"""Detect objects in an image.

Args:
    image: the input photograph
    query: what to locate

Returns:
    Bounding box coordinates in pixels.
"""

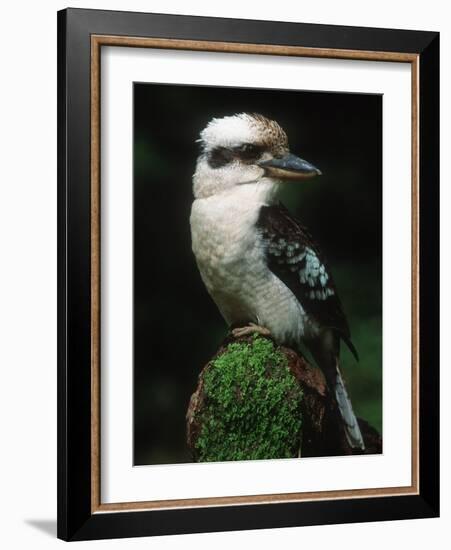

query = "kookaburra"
[190,113,365,450]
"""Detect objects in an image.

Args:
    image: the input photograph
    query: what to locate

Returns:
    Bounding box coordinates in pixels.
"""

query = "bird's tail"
[334,363,365,451]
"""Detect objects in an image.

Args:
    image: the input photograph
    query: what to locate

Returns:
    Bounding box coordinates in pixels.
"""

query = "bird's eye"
[237,143,262,160]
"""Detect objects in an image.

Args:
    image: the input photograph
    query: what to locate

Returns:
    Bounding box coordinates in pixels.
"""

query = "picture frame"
[57,7,439,541]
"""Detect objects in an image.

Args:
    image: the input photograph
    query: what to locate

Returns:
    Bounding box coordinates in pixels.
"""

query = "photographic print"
[133,83,382,465]
[58,10,439,539]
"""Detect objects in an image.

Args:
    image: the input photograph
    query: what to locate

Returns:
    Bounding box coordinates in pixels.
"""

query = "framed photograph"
[57,8,439,541]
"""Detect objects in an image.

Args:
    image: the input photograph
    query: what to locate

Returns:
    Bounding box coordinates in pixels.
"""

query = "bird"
[190,112,365,451]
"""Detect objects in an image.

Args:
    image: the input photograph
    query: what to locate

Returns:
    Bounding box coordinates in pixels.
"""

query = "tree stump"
[186,334,381,462]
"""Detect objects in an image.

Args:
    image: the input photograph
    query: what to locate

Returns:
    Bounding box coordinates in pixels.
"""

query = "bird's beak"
[258,153,322,181]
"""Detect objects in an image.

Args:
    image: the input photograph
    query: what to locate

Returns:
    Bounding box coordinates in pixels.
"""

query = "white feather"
[199,113,261,151]
[190,183,320,344]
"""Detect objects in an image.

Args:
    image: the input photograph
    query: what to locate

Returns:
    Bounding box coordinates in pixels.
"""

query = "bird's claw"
[231,323,272,339]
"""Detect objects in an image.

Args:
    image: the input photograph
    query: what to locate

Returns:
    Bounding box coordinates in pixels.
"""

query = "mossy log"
[186,334,381,462]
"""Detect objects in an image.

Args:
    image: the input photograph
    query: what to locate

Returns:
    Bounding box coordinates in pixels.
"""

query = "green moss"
[194,336,303,462]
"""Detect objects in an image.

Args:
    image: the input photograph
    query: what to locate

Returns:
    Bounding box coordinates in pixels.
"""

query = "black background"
[133,82,382,465]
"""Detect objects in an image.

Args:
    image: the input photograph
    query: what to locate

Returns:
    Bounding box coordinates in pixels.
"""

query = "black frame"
[57,8,439,541]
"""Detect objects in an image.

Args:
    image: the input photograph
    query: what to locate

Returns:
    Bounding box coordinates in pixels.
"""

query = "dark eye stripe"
[234,143,264,160]
[207,143,264,169]
[207,146,235,168]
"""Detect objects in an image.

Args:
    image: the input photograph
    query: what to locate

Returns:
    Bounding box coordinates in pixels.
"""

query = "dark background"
[133,83,382,465]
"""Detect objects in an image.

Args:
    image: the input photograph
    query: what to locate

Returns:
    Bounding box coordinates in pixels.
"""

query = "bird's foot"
[231,323,272,339]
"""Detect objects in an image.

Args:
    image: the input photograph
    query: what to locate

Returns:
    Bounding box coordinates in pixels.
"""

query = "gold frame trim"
[90,35,420,514]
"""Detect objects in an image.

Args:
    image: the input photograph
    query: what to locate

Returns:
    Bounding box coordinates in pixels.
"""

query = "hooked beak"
[258,153,322,181]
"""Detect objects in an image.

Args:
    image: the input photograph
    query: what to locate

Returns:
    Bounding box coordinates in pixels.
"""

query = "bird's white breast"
[190,185,316,345]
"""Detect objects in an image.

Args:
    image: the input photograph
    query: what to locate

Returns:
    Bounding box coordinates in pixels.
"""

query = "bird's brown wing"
[257,203,357,359]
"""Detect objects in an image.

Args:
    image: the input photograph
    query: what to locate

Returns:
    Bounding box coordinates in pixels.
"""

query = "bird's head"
[193,113,321,200]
